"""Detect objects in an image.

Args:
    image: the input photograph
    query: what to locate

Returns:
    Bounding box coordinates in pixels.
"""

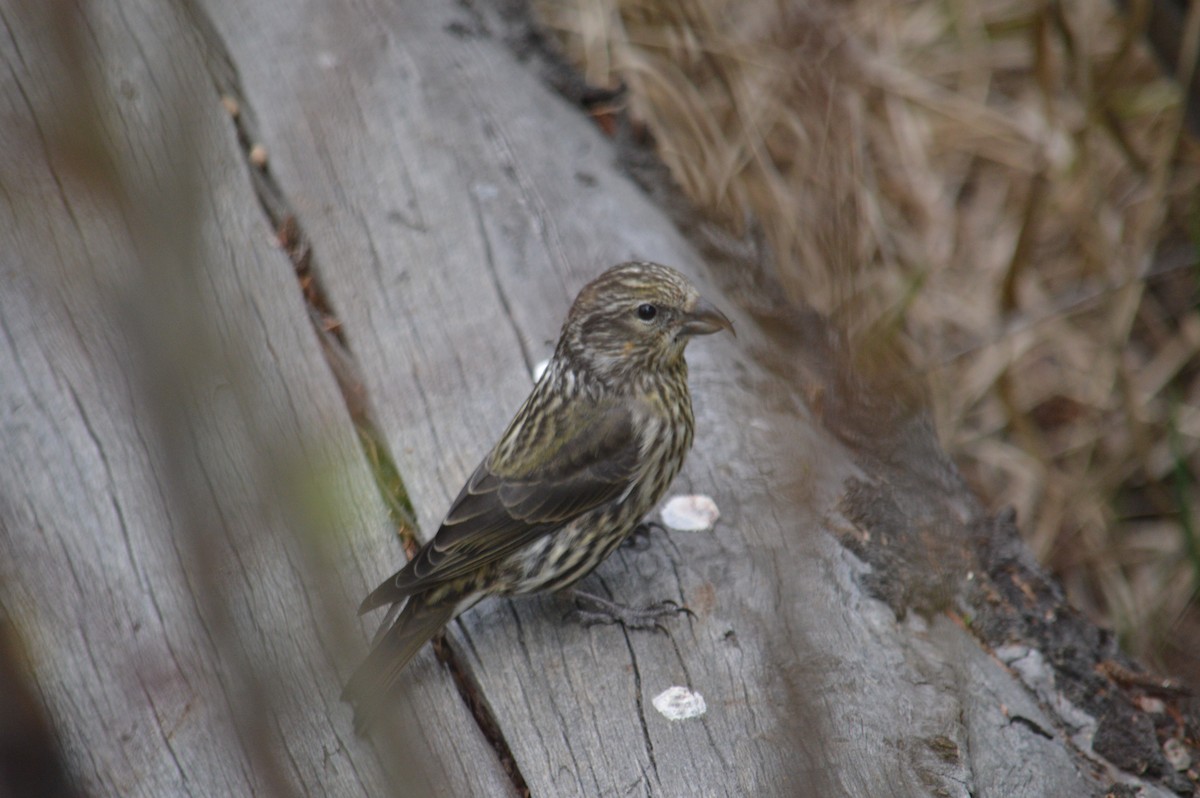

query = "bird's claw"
[565,590,694,632]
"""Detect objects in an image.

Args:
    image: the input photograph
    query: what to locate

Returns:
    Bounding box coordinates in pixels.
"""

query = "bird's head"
[556,261,734,385]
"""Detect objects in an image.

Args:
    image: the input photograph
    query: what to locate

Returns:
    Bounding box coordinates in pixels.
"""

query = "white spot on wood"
[652,686,706,721]
[532,358,549,382]
[660,494,719,531]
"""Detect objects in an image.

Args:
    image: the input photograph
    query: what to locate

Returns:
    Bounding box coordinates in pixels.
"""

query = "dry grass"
[535,0,1200,668]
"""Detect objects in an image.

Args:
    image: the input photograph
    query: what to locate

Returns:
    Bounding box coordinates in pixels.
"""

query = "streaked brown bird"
[343,261,732,727]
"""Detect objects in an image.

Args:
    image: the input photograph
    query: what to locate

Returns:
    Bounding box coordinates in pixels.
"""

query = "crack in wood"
[470,190,535,375]
[179,4,532,794]
[623,634,659,783]
[1008,714,1055,741]
[596,575,660,784]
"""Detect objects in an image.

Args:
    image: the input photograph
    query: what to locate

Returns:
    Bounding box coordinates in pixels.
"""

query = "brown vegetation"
[535,0,1200,674]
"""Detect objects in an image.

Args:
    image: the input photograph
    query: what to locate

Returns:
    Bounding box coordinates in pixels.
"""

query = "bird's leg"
[622,519,665,550]
[564,588,694,632]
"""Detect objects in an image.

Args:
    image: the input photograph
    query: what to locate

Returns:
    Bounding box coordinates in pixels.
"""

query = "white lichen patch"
[652,686,707,721]
[660,494,720,531]
[1164,738,1191,772]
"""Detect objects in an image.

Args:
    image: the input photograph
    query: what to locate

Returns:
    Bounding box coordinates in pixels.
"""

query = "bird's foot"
[565,588,694,632]
[622,520,665,551]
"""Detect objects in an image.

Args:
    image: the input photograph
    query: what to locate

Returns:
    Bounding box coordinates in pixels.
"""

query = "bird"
[342,261,733,727]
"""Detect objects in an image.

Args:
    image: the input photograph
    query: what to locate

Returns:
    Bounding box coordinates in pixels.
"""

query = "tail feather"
[357,568,419,615]
[342,596,456,731]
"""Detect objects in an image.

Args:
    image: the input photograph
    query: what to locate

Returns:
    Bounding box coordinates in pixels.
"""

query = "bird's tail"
[341,595,456,732]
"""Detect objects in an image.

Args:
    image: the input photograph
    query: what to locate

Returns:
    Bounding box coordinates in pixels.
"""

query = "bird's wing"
[358,398,642,613]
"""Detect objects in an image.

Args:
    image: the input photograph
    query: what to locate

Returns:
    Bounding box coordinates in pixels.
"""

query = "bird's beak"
[679,297,735,338]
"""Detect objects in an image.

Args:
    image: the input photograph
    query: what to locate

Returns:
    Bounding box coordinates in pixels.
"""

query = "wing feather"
[358,396,641,614]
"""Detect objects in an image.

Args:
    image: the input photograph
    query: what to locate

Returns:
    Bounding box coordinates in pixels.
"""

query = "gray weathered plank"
[187,0,1184,796]
[190,0,838,794]
[0,2,513,796]
[61,0,1182,795]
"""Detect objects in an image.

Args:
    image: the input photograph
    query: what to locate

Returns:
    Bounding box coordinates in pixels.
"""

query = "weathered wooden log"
[0,1,513,795]
[1,0,1195,796]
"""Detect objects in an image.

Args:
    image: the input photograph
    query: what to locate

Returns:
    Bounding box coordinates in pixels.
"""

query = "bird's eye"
[636,303,658,321]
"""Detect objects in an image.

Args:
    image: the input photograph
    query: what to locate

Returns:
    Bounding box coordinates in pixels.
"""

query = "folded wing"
[358,397,641,614]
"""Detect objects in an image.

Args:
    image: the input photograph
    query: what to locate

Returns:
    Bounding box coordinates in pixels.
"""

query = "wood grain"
[187,0,1178,796]
[1,0,1181,795]
[0,2,512,795]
